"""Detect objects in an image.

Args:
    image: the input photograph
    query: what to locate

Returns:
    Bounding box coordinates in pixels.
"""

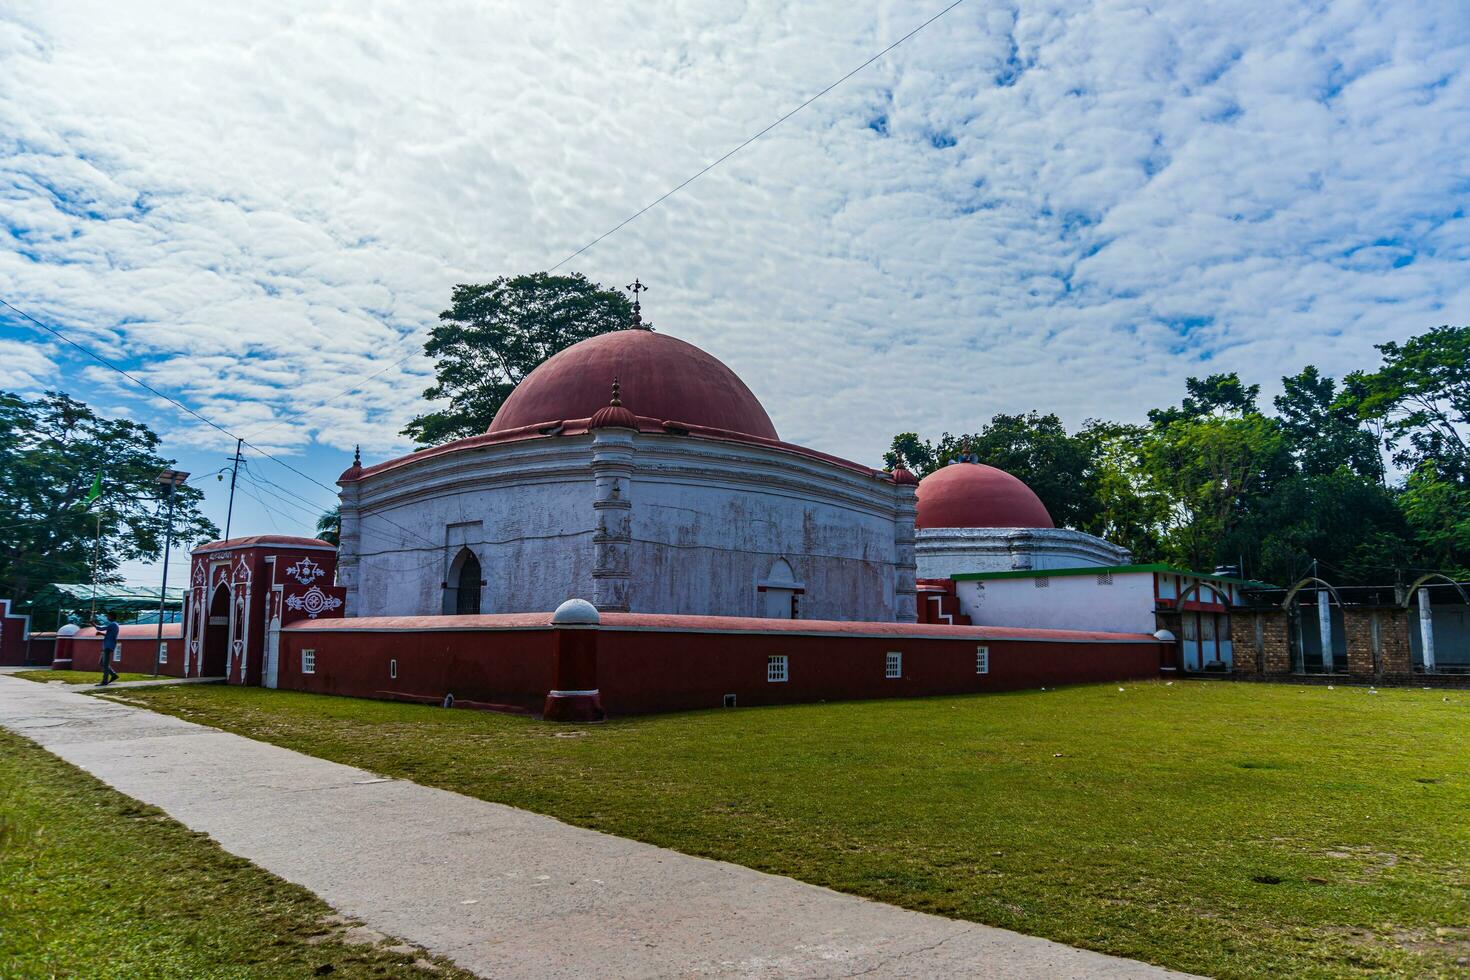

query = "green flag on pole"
[82,472,102,508]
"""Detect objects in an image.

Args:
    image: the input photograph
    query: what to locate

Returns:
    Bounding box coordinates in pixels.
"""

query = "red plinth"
[544,625,603,721]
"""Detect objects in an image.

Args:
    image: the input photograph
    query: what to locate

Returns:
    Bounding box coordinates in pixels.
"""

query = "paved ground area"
[0,676,1195,979]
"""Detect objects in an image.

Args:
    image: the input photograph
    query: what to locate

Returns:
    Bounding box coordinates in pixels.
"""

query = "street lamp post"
[153,469,189,677]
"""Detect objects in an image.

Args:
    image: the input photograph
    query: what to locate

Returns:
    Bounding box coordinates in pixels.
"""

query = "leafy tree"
[1397,464,1470,575]
[1222,468,1409,586]
[1146,373,1261,427]
[0,391,219,606]
[316,507,340,547]
[1082,421,1168,561]
[885,413,1106,531]
[1141,408,1290,574]
[1350,325,1470,479]
[404,272,636,445]
[1273,366,1383,480]
[883,432,941,477]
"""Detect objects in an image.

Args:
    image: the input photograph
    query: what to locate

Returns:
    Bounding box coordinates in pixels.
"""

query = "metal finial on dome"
[353,444,361,467]
[610,377,622,407]
[626,278,651,330]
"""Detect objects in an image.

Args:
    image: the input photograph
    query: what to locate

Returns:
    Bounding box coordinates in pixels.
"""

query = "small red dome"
[589,404,638,429]
[891,467,919,486]
[915,463,1054,530]
[489,330,778,440]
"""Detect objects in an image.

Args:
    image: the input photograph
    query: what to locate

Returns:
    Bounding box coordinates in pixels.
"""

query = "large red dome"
[489,330,778,440]
[915,462,1054,530]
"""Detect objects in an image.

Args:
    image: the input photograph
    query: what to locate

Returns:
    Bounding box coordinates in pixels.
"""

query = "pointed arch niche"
[445,547,483,615]
[757,557,804,619]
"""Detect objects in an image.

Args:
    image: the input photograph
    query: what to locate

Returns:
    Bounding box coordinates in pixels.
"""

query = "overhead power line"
[547,0,969,272]
[4,1,969,535]
[211,0,971,445]
[1,297,439,551]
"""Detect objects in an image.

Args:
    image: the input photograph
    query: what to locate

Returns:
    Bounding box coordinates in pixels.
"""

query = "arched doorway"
[445,548,482,615]
[1281,577,1345,674]
[1175,582,1233,671]
[202,584,230,676]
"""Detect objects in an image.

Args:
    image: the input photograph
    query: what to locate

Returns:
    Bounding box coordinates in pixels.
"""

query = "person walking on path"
[97,613,120,686]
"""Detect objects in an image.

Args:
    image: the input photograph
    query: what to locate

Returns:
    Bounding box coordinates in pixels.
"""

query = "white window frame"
[389,658,398,680]
[157,642,167,664]
[885,651,902,679]
[976,645,990,674]
[767,654,789,683]
[112,647,121,663]
[301,648,316,674]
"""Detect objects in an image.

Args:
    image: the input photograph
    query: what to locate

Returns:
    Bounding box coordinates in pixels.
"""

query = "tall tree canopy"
[887,325,1470,586]
[0,391,218,606]
[884,412,1105,531]
[404,272,635,445]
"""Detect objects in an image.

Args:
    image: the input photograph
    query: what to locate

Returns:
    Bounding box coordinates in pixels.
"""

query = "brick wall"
[1377,607,1412,675]
[1261,610,1292,675]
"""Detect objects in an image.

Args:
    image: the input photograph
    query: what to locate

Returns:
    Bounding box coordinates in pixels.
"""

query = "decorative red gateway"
[488,330,779,439]
[914,462,1055,530]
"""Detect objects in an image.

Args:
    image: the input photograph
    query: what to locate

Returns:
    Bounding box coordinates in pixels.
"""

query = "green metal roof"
[35,582,185,608]
[950,562,1275,588]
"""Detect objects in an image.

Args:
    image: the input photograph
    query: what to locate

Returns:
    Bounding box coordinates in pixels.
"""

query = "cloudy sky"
[3,0,1469,576]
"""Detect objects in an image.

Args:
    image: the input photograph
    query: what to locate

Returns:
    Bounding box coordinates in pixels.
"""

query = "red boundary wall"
[282,612,1167,717]
[0,599,36,666]
[52,624,186,676]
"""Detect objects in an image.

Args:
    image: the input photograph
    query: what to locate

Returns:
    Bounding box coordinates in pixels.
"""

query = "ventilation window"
[767,655,789,683]
[157,642,167,664]
[1096,571,1113,585]
[723,693,737,708]
[389,659,398,680]
[1034,576,1050,588]
[301,648,316,674]
[885,651,902,679]
[112,648,122,663]
[976,646,989,674]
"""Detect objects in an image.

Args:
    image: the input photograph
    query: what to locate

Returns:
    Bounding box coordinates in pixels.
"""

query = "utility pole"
[224,438,245,540]
[89,511,102,622]
[153,470,189,677]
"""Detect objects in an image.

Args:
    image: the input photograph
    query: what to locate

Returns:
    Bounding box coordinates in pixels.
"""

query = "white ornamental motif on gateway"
[285,557,325,585]
[285,586,342,619]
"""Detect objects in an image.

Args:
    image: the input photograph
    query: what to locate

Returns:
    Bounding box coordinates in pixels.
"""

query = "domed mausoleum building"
[337,325,919,622]
[913,459,1129,580]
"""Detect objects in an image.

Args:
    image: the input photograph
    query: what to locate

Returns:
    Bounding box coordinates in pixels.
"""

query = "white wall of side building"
[338,430,917,621]
[955,571,1158,634]
[915,527,1130,580]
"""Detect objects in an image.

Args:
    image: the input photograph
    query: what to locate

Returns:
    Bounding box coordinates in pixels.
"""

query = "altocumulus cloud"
[1,0,1468,465]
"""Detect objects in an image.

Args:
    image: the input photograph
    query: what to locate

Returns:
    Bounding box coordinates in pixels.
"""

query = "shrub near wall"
[281,614,1164,717]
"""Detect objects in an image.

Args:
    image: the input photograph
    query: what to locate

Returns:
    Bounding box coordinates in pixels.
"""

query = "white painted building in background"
[952,565,1253,671]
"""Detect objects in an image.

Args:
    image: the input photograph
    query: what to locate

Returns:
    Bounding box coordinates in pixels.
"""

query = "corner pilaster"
[337,481,362,617]
[893,482,918,623]
[591,429,635,612]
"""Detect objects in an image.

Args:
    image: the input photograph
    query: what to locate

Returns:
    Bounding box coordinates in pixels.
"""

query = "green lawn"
[113,681,1470,978]
[13,669,161,685]
[0,728,471,978]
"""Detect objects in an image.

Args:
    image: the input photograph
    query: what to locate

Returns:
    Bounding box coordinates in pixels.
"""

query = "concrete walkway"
[0,676,1195,979]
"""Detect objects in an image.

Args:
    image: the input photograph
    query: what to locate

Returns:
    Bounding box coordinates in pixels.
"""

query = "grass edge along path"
[0,727,473,979]
[13,669,159,685]
[112,679,1470,979]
